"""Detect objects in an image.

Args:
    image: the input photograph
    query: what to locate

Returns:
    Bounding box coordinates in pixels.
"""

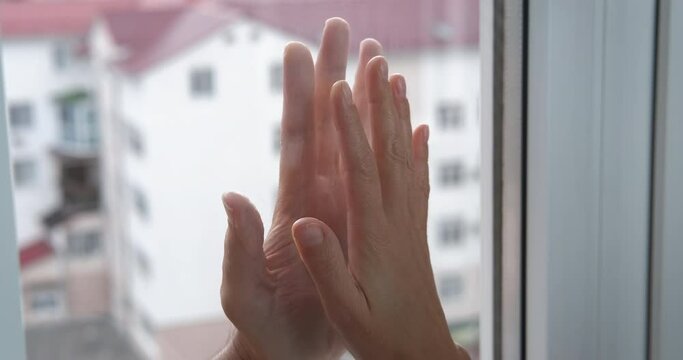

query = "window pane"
[9,102,33,130]
[190,68,214,97]
[12,159,36,187]
[438,101,464,129]
[4,1,482,358]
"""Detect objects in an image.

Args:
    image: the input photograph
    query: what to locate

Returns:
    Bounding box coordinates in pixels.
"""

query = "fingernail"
[222,193,236,227]
[424,126,430,142]
[393,76,406,98]
[378,58,388,80]
[341,81,353,107]
[297,225,323,247]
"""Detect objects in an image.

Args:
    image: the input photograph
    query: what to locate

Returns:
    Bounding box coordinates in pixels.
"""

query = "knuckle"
[351,157,377,182]
[310,247,337,278]
[386,137,406,164]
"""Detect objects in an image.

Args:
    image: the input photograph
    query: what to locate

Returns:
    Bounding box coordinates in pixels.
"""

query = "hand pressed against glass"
[291,61,469,359]
[218,18,469,360]
[218,19,383,359]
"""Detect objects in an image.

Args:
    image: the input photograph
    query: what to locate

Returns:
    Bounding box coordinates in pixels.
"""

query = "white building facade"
[2,25,111,325]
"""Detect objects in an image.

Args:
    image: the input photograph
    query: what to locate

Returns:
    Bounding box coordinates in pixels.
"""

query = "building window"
[250,26,262,42]
[270,63,283,92]
[135,247,151,278]
[9,102,33,130]
[273,126,281,153]
[30,288,62,313]
[437,101,464,129]
[13,159,37,187]
[223,29,235,44]
[52,42,73,70]
[190,68,214,97]
[59,95,98,150]
[67,231,102,257]
[439,161,465,186]
[127,124,145,157]
[132,187,150,220]
[439,274,464,301]
[440,217,465,246]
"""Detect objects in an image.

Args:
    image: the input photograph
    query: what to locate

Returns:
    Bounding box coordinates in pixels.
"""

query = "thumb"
[292,218,368,330]
[221,193,268,326]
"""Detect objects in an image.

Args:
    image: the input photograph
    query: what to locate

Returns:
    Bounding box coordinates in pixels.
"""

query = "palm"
[259,176,346,358]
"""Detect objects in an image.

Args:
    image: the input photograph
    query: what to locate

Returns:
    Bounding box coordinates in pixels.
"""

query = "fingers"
[366,56,410,211]
[315,18,350,173]
[353,39,383,140]
[411,125,430,223]
[277,42,315,215]
[330,81,384,237]
[221,193,269,323]
[389,74,412,156]
[291,218,368,330]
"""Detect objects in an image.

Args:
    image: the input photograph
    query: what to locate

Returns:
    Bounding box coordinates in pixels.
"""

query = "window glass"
[4,1,482,358]
[438,101,464,129]
[190,68,214,97]
[439,160,465,186]
[52,42,72,70]
[67,231,102,257]
[30,289,61,313]
[135,247,151,278]
[439,274,464,300]
[13,159,36,187]
[127,124,145,157]
[9,102,33,130]
[58,96,97,150]
[132,187,149,220]
[440,217,466,246]
[270,63,283,92]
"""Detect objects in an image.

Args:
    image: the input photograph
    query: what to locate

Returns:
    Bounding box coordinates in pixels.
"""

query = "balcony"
[53,90,98,158]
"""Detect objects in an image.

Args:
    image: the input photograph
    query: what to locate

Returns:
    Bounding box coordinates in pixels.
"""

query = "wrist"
[216,331,262,360]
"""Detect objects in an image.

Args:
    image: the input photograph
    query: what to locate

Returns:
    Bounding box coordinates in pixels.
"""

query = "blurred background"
[1,0,481,358]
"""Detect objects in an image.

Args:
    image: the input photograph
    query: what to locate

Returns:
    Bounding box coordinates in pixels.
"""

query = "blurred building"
[3,0,480,358]
[0,0,140,328]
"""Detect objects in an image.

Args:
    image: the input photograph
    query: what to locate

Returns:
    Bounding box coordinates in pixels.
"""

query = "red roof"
[224,0,480,51]
[0,0,139,38]
[19,239,54,269]
[103,3,235,72]
[103,0,478,73]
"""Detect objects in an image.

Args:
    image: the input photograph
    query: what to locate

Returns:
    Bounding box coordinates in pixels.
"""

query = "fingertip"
[331,80,352,105]
[360,38,383,55]
[414,124,430,144]
[292,217,325,248]
[367,55,388,80]
[222,191,248,208]
[389,74,407,99]
[284,42,313,63]
[365,56,388,103]
[325,17,350,32]
[222,192,241,215]
[412,124,430,160]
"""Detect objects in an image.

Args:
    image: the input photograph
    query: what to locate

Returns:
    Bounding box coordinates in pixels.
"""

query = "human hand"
[217,19,383,359]
[290,59,471,359]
